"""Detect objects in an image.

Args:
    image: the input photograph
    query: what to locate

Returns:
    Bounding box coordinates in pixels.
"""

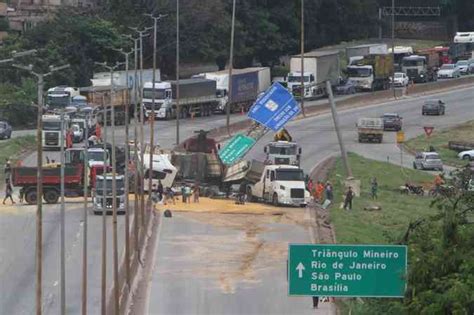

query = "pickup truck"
[244,163,310,207]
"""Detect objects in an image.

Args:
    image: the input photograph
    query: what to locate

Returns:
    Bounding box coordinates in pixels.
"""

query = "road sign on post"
[423,126,434,137]
[248,82,300,131]
[396,131,405,144]
[288,244,407,297]
[219,134,256,165]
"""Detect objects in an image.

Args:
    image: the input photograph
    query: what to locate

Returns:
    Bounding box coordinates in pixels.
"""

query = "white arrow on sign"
[296,262,305,278]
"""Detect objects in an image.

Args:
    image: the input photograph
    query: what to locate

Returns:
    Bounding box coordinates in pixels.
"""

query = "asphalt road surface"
[143,85,474,314]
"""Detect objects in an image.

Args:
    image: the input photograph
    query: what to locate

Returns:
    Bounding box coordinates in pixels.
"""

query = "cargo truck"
[264,141,301,166]
[79,85,129,125]
[142,78,219,120]
[42,114,69,150]
[388,46,413,71]
[92,173,126,215]
[286,50,340,99]
[401,53,439,83]
[347,54,393,91]
[46,86,80,110]
[357,118,384,143]
[196,67,271,113]
[346,44,388,65]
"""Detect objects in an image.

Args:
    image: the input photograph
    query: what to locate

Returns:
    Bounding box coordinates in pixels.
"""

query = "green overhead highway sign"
[288,244,407,298]
[218,134,256,165]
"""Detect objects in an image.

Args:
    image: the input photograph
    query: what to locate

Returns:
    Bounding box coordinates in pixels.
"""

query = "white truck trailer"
[286,50,340,99]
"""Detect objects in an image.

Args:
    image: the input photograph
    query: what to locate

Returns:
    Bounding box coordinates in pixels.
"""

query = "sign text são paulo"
[288,244,407,297]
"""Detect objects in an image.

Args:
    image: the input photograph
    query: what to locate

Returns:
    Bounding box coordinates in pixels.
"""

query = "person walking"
[157,180,164,202]
[371,177,378,200]
[3,179,15,205]
[165,187,176,205]
[193,182,200,203]
[343,186,354,211]
[316,181,325,203]
[184,185,192,204]
[181,184,187,203]
[322,182,334,209]
[312,296,319,308]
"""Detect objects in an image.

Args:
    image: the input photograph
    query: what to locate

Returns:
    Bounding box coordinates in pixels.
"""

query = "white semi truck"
[42,114,69,150]
[46,86,80,110]
[92,173,125,215]
[264,141,301,166]
[286,50,340,99]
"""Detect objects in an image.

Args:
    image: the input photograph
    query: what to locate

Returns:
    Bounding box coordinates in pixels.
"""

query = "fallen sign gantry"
[288,244,407,298]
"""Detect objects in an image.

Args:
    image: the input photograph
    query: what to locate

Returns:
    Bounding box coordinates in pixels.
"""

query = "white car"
[392,72,409,87]
[437,64,461,79]
[458,149,474,161]
[454,32,474,43]
[456,60,470,75]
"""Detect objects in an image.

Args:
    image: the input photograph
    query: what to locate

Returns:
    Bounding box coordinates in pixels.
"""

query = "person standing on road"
[3,179,15,205]
[184,185,192,204]
[371,177,378,200]
[343,186,354,211]
[157,180,164,201]
[315,181,325,203]
[312,296,319,308]
[181,184,187,203]
[193,182,200,203]
[323,182,334,209]
[307,179,314,196]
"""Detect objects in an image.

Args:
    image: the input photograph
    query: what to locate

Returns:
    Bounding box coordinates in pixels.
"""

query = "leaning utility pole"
[226,0,236,135]
[326,81,352,177]
[12,62,69,315]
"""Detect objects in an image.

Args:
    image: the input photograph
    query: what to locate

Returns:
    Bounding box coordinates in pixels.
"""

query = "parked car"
[456,60,470,75]
[391,72,409,87]
[468,59,474,74]
[458,149,474,161]
[437,64,461,79]
[0,121,12,139]
[381,113,402,131]
[422,99,445,115]
[413,152,444,171]
[334,79,357,95]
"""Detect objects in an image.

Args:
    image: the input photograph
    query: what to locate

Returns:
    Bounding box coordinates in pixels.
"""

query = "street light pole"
[226,0,236,135]
[176,0,180,144]
[145,13,167,220]
[11,62,69,315]
[59,108,66,315]
[300,0,306,116]
[82,113,89,315]
[391,0,396,99]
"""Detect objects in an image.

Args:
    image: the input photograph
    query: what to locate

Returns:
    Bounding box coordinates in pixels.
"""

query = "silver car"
[413,152,444,171]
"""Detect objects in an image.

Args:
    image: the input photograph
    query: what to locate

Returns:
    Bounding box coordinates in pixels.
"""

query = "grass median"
[0,135,36,183]
[327,153,435,244]
[403,120,474,168]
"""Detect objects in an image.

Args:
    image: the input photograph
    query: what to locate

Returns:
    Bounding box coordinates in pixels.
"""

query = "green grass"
[328,153,435,244]
[404,120,474,167]
[0,135,36,182]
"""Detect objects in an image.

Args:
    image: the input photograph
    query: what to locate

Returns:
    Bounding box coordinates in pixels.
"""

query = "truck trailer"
[142,78,219,120]
[346,44,388,65]
[401,53,439,83]
[286,50,340,99]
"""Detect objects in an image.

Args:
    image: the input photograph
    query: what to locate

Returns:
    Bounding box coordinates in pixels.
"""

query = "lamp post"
[226,0,236,135]
[12,62,69,315]
[144,13,167,215]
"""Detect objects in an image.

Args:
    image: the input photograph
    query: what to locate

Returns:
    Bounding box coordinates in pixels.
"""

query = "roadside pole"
[226,0,236,135]
[59,109,66,315]
[300,0,305,116]
[391,0,396,99]
[326,81,352,177]
[11,62,69,315]
[176,0,181,144]
[82,116,89,315]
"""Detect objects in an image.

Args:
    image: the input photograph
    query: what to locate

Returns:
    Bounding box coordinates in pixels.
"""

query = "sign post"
[423,126,434,137]
[218,134,256,165]
[288,244,407,297]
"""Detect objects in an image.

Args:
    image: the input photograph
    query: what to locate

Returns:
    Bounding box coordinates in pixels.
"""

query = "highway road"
[143,85,474,314]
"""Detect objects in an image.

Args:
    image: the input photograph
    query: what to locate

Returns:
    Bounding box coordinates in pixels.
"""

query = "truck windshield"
[275,169,304,181]
[287,76,310,83]
[43,121,61,131]
[96,178,124,194]
[402,59,424,67]
[143,89,167,100]
[268,145,297,155]
[88,151,107,162]
[47,95,70,108]
[347,67,372,77]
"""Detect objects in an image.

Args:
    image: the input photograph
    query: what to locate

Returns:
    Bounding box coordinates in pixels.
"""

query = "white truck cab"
[286,71,316,98]
[247,165,310,207]
[264,141,301,166]
[93,173,125,214]
[87,147,110,168]
[142,154,177,192]
[46,86,80,109]
[42,114,69,149]
[347,65,374,90]
[142,81,173,119]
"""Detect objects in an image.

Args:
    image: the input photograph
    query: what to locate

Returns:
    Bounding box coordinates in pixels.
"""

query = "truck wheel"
[25,190,38,205]
[246,187,254,202]
[44,189,59,204]
[358,136,363,143]
[272,193,279,206]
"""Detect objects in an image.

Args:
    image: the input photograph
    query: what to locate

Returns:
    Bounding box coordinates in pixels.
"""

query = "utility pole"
[145,13,167,219]
[113,47,134,289]
[12,62,69,315]
[131,26,152,228]
[326,81,352,177]
[391,0,396,99]
[59,109,66,315]
[226,0,236,135]
[82,113,89,315]
[176,0,181,144]
[95,61,124,314]
[300,0,305,116]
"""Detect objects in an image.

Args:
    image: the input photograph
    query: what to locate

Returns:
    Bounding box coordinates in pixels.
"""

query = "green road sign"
[288,244,407,298]
[218,134,256,165]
